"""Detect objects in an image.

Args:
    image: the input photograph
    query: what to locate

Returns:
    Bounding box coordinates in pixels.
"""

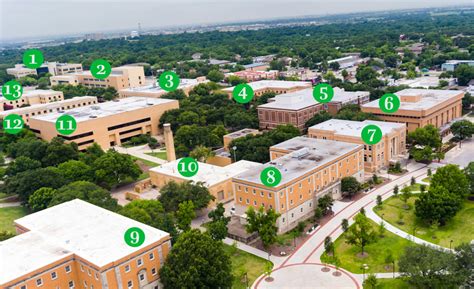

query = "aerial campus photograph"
[0,1,473,289]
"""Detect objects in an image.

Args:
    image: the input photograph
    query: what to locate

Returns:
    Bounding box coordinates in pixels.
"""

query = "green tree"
[245,206,280,249]
[317,194,334,215]
[206,70,224,82]
[49,181,119,212]
[93,150,141,189]
[414,186,462,225]
[189,145,215,163]
[159,229,233,289]
[0,230,16,241]
[304,111,333,129]
[363,274,378,289]
[400,186,412,209]
[454,64,474,86]
[393,184,399,196]
[176,200,195,232]
[42,137,79,167]
[324,236,334,254]
[398,244,468,289]
[341,177,361,198]
[207,203,230,241]
[159,181,214,212]
[341,218,349,232]
[344,213,377,255]
[355,65,378,82]
[464,162,474,194]
[450,120,474,143]
[431,164,470,197]
[5,167,66,203]
[80,143,105,165]
[5,156,41,176]
[57,160,93,182]
[28,187,57,212]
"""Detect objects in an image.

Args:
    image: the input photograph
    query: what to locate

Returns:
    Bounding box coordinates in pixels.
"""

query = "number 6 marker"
[379,93,400,114]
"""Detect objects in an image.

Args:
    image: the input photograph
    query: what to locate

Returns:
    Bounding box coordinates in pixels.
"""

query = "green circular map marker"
[232,83,254,104]
[177,157,199,177]
[56,115,77,135]
[3,114,24,134]
[313,83,334,103]
[23,49,44,69]
[90,59,112,79]
[2,80,23,101]
[361,124,383,145]
[260,167,282,187]
[379,93,400,114]
[124,227,145,247]
[159,71,180,92]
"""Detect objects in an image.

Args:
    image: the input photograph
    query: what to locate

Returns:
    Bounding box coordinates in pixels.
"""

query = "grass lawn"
[0,192,8,199]
[403,183,428,192]
[145,151,167,160]
[374,196,474,248]
[421,177,431,183]
[364,278,412,289]
[320,219,414,274]
[0,206,29,233]
[223,244,272,289]
[131,156,160,168]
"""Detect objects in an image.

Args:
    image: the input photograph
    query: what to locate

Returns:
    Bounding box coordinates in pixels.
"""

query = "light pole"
[362,264,369,281]
[232,146,237,163]
[381,213,385,222]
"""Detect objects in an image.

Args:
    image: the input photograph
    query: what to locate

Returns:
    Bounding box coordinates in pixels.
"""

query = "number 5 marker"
[313,83,334,103]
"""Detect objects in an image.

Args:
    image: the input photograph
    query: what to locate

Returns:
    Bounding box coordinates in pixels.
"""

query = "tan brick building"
[50,66,146,91]
[1,199,171,289]
[232,137,364,233]
[308,119,407,172]
[361,89,464,132]
[0,89,64,111]
[28,97,179,150]
[149,159,260,206]
[0,96,98,125]
[118,77,207,98]
[222,80,311,99]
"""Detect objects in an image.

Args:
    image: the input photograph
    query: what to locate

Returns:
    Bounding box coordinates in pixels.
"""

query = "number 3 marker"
[159,71,180,92]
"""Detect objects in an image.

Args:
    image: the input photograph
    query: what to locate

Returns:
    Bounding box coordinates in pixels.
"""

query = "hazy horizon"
[1,0,473,42]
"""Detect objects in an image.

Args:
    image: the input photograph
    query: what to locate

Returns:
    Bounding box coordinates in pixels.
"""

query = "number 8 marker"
[379,93,400,114]
[233,83,254,104]
[260,167,282,187]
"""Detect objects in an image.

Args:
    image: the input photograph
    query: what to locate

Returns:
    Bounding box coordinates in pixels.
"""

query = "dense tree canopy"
[159,181,214,212]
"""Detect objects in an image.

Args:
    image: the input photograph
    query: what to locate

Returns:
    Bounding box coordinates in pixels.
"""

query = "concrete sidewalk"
[114,145,167,165]
[223,237,286,267]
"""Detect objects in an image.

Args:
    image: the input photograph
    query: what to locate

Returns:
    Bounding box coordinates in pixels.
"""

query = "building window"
[83,281,87,288]
[95,273,99,280]
[137,258,143,267]
[299,183,302,188]
[238,186,241,191]
[139,273,145,281]
[253,200,257,205]
[20,286,27,289]
[253,189,256,195]
[125,264,131,272]
[281,204,284,209]
[69,281,74,288]
[36,278,43,286]
[290,200,293,205]
[127,281,133,289]
[246,199,249,204]
[245,188,248,193]
[268,193,272,198]
[282,218,285,223]
[239,197,242,202]
[291,213,294,218]
[152,268,157,275]
[300,208,303,212]
[65,265,71,273]
[51,272,57,280]
[149,252,155,260]
[88,269,91,276]
[80,265,84,272]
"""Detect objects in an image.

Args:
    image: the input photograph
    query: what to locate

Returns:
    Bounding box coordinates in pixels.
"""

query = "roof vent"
[292,148,310,159]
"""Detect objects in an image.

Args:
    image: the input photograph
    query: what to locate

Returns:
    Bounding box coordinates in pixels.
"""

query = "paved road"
[114,145,167,166]
[253,162,429,289]
[442,137,474,168]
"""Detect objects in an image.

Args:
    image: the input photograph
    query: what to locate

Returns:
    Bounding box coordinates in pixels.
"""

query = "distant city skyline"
[1,0,473,41]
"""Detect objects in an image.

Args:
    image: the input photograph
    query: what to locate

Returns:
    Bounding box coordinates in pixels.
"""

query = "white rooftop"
[362,89,463,111]
[0,96,97,117]
[395,76,454,89]
[225,128,260,139]
[233,137,362,187]
[119,78,207,93]
[309,119,406,137]
[258,87,369,110]
[30,97,177,123]
[223,80,311,92]
[151,159,261,187]
[1,199,169,283]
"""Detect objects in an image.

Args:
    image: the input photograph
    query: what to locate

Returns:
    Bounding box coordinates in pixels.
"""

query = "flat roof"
[258,87,369,110]
[119,78,206,93]
[243,62,268,69]
[0,96,98,118]
[233,137,362,187]
[309,119,406,137]
[150,159,261,187]
[0,89,61,100]
[30,97,177,123]
[362,88,463,111]
[223,80,311,92]
[395,76,454,88]
[2,199,169,282]
[224,128,260,139]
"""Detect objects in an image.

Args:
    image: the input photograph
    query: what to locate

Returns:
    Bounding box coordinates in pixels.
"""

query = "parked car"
[306,224,319,235]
